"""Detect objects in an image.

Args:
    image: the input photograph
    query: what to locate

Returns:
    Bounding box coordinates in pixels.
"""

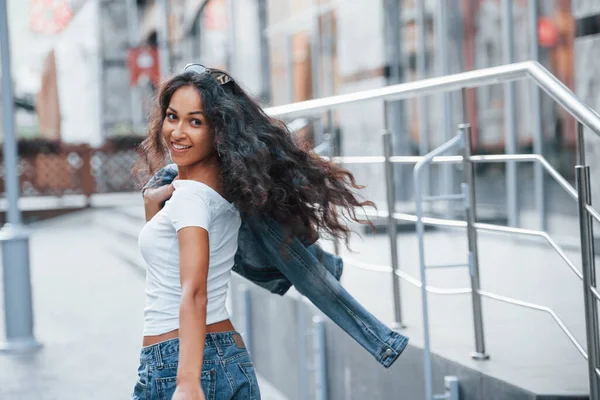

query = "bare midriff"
[142,319,235,347]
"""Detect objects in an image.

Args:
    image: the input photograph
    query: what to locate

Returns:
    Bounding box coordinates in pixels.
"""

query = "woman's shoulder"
[171,180,236,212]
[170,180,214,204]
[173,179,212,194]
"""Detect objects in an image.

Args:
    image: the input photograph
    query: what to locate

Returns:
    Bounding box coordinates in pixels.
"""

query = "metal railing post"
[414,133,465,400]
[313,316,328,400]
[577,122,586,166]
[459,123,489,360]
[383,130,404,329]
[576,165,600,399]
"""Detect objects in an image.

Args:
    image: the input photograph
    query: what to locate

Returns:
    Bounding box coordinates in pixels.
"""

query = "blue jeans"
[132,332,261,400]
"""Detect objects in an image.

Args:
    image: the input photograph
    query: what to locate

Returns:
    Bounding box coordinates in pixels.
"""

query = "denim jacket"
[143,164,409,368]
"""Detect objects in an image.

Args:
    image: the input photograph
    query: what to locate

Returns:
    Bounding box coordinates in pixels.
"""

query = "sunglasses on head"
[183,63,233,86]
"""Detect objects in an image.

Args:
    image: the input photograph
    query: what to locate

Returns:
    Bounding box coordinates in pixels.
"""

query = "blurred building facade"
[6,1,584,147]
[130,0,583,161]
[4,0,600,201]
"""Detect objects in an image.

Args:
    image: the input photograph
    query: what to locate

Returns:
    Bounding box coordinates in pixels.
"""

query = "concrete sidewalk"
[0,209,287,399]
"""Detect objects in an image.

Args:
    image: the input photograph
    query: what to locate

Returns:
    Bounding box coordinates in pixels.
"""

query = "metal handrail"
[413,131,473,400]
[589,205,600,224]
[366,207,584,280]
[360,135,595,398]
[264,61,600,137]
[341,256,587,359]
[267,61,600,398]
[326,153,578,199]
[332,140,600,397]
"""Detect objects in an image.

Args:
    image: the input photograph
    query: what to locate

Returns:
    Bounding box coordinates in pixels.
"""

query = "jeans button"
[385,348,393,356]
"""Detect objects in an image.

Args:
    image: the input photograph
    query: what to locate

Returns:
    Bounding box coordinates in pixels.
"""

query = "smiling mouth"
[171,142,192,150]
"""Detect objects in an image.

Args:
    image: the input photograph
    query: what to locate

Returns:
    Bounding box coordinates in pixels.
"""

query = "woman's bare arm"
[174,226,210,397]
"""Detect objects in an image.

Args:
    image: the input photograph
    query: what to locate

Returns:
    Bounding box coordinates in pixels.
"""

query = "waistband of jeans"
[140,331,242,361]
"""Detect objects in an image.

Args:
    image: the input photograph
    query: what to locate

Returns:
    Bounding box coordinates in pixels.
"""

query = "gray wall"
[229,275,545,400]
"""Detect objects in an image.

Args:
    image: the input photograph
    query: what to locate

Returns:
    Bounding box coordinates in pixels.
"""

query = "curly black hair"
[137,70,373,244]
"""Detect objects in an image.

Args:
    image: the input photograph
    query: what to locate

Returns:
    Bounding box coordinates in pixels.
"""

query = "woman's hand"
[143,183,175,206]
[143,183,175,221]
[171,380,205,400]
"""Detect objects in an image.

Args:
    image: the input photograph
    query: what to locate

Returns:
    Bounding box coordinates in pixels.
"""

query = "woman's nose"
[171,124,185,140]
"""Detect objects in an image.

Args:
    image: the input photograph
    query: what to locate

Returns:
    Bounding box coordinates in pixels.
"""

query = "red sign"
[538,18,559,48]
[30,0,73,34]
[127,46,160,87]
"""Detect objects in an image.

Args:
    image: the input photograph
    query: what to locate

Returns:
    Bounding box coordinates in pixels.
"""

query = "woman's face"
[162,85,216,167]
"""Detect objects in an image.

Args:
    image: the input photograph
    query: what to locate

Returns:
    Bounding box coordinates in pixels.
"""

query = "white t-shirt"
[138,180,241,336]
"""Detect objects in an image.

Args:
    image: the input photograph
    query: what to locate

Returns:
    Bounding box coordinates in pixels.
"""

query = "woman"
[133,64,377,400]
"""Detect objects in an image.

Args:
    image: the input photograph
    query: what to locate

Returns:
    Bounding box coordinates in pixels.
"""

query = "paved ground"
[0,210,288,400]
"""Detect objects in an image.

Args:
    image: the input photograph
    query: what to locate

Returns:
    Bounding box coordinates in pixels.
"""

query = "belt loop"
[154,343,164,369]
[211,333,224,357]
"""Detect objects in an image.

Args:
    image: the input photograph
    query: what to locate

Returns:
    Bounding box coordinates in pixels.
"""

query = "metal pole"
[327,130,340,256]
[414,133,465,400]
[445,376,460,400]
[96,0,107,191]
[416,0,430,196]
[384,0,407,201]
[311,6,324,146]
[286,34,295,103]
[414,155,433,400]
[241,287,253,354]
[0,0,41,353]
[435,0,454,217]
[322,8,334,98]
[502,0,519,227]
[528,0,546,231]
[313,316,328,400]
[126,0,143,134]
[576,166,600,399]
[384,0,402,85]
[311,5,322,100]
[577,122,586,166]
[460,123,489,360]
[227,0,238,74]
[383,130,404,329]
[257,0,271,103]
[297,300,310,400]
[156,0,171,80]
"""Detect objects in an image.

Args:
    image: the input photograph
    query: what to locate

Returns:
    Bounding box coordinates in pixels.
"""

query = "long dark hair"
[137,71,373,244]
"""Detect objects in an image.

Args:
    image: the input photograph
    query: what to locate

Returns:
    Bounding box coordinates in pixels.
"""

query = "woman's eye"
[167,113,177,120]
[191,119,202,126]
